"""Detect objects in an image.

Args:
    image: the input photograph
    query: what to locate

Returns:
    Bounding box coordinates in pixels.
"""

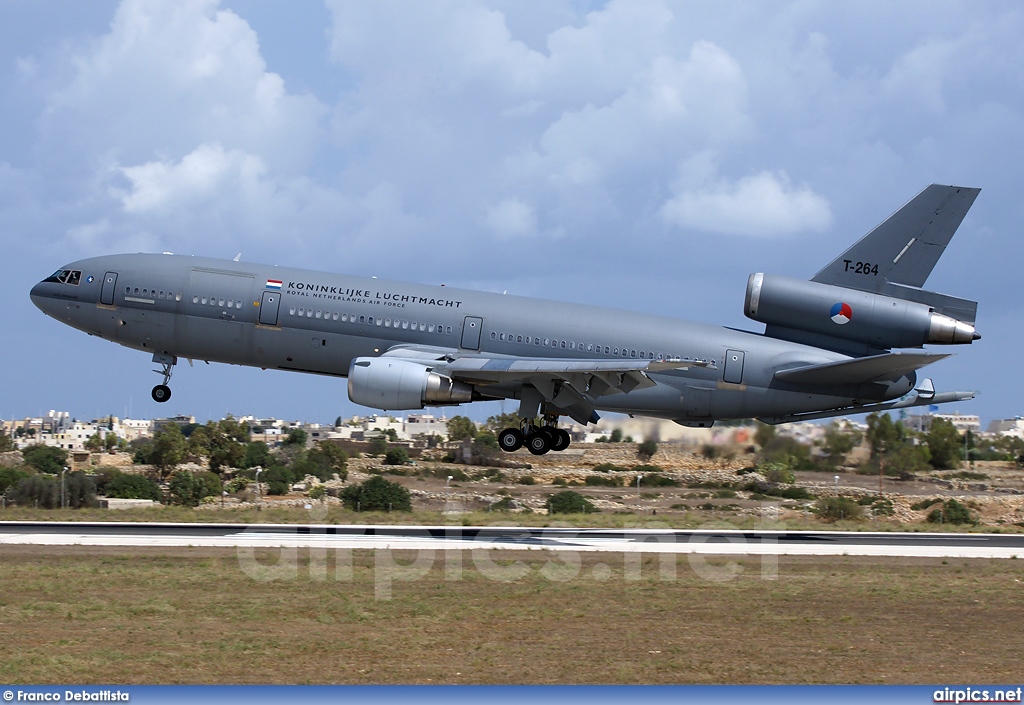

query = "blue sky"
[2,0,1022,426]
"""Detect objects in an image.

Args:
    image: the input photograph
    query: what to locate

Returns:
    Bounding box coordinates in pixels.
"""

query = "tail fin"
[811,184,980,324]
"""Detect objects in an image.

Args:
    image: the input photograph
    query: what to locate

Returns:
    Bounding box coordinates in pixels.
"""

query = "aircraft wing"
[380,344,712,424]
[773,351,951,386]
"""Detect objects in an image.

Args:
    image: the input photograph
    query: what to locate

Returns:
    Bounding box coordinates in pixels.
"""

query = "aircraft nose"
[30,280,58,316]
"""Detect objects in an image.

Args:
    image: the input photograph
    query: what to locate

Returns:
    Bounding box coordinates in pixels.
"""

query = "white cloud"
[660,171,832,237]
[483,197,537,239]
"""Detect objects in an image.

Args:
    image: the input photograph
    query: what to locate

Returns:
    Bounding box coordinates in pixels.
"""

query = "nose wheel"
[151,353,177,404]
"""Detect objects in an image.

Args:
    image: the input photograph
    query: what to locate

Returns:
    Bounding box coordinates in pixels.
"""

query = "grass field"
[1,545,1022,684]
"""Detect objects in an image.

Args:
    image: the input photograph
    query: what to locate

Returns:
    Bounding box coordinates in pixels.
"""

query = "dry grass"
[1,546,1022,684]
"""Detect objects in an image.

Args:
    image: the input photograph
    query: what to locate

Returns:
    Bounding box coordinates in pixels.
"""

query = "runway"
[1,521,1022,558]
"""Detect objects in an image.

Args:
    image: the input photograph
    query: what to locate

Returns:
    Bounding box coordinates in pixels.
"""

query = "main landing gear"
[151,353,176,403]
[498,416,571,456]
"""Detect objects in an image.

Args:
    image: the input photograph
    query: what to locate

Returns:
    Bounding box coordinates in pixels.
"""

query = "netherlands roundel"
[830,302,853,325]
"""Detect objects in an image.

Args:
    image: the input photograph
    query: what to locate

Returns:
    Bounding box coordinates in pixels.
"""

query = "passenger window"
[227,300,234,308]
[332,313,339,321]
[490,332,496,339]
[428,325,435,333]
[298,308,304,316]
[419,323,426,331]
[134,288,139,295]
[376,318,382,326]
[630,350,637,358]
[544,338,550,346]
[201,297,208,305]
[499,333,505,341]
[385,318,392,327]
[587,344,593,352]
[193,296,199,304]
[560,341,566,349]
[158,291,164,299]
[446,326,452,334]
[316,310,322,319]
[219,299,225,307]
[289,307,296,315]
[126,287,131,294]
[236,301,241,308]
[359,316,365,324]
[568,342,575,350]
[175,293,181,301]
[535,338,540,346]
[613,348,619,355]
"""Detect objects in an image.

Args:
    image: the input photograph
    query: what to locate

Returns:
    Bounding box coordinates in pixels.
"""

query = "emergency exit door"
[724,350,745,384]
[259,291,281,326]
[461,316,483,350]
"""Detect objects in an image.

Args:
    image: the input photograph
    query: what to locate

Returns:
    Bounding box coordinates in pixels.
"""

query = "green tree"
[168,471,204,506]
[383,428,399,442]
[305,442,348,481]
[0,429,15,452]
[754,422,776,448]
[484,412,520,435]
[759,435,813,470]
[65,471,98,509]
[925,418,963,470]
[637,439,658,460]
[865,412,905,457]
[0,466,30,494]
[284,428,308,446]
[821,423,861,466]
[384,447,409,466]
[149,424,188,479]
[104,433,119,452]
[341,475,412,511]
[367,437,388,456]
[105,473,161,501]
[609,429,624,443]
[548,490,597,514]
[84,432,105,452]
[446,416,477,441]
[242,441,273,469]
[22,445,68,474]
[12,474,58,508]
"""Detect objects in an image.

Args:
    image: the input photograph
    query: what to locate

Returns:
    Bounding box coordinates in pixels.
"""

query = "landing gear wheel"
[498,428,524,452]
[151,384,172,403]
[551,428,571,452]
[526,430,551,455]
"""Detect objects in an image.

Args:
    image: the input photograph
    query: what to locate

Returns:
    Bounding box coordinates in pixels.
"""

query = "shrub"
[585,475,620,487]
[0,466,30,494]
[267,481,290,496]
[592,463,625,473]
[517,476,536,485]
[12,474,58,508]
[367,437,388,456]
[168,471,204,507]
[105,473,161,501]
[636,473,678,487]
[225,477,250,494]
[341,475,412,511]
[307,485,326,500]
[548,491,597,514]
[759,462,795,484]
[910,498,943,511]
[927,499,976,525]
[384,448,410,466]
[637,439,658,460]
[553,477,567,486]
[815,497,863,522]
[21,445,68,474]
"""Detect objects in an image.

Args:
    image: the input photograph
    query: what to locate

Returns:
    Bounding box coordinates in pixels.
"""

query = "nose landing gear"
[151,353,177,403]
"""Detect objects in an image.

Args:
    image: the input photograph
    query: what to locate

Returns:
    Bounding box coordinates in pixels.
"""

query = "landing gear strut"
[151,353,176,403]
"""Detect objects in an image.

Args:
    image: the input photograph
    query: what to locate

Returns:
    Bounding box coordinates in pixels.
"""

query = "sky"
[2,0,1023,427]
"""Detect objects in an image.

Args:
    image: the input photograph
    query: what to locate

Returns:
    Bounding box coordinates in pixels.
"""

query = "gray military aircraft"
[30,184,980,455]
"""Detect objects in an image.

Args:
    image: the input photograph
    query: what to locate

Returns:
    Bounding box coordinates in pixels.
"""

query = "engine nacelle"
[347,357,473,410]
[745,273,978,348]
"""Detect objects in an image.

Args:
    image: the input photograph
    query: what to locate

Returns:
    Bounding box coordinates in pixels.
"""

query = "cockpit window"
[44,269,82,286]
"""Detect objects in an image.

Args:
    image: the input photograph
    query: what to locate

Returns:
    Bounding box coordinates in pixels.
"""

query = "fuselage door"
[100,272,118,306]
[259,291,281,326]
[724,349,745,384]
[461,316,483,350]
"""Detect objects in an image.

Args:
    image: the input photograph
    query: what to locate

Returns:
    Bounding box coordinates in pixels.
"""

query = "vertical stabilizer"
[812,184,980,291]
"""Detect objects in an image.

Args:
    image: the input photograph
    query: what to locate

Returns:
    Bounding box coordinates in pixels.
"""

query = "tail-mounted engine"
[745,273,979,349]
[347,357,473,410]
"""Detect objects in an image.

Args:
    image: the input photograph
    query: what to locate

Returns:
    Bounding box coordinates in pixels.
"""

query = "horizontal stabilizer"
[774,351,951,386]
[757,389,976,425]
